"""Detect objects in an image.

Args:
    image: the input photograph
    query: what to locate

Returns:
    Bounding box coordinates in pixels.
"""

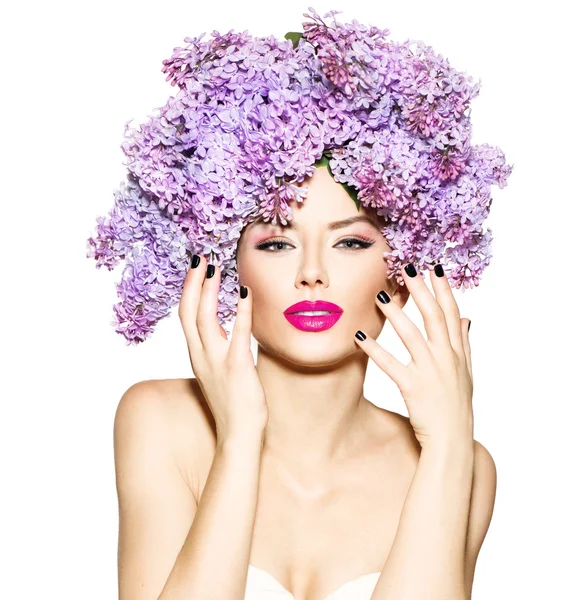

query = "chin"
[257,325,363,368]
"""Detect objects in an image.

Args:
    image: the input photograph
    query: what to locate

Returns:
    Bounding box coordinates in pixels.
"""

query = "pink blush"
[250,233,275,246]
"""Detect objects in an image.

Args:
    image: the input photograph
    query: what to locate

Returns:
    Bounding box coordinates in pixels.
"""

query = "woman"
[99,9,511,599]
[114,163,497,600]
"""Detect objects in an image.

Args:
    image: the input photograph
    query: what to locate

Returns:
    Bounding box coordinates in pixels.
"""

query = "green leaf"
[314,154,330,168]
[341,181,361,211]
[284,32,304,49]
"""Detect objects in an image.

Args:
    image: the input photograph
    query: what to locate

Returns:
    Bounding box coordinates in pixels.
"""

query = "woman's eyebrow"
[250,215,380,231]
[326,215,380,230]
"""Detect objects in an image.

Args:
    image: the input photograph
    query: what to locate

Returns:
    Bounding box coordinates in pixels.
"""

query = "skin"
[234,164,411,470]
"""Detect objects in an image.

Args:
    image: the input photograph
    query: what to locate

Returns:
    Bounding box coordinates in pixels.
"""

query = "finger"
[400,263,452,350]
[229,284,253,359]
[196,261,224,352]
[429,263,465,355]
[375,288,431,367]
[462,318,473,382]
[178,253,207,353]
[354,329,411,390]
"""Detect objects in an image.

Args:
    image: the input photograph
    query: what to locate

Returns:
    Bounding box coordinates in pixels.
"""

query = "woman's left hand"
[355,263,474,449]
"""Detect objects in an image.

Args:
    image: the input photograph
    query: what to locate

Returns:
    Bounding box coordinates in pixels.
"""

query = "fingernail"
[206,264,215,279]
[355,330,366,341]
[468,320,472,332]
[404,263,417,278]
[191,255,200,269]
[240,285,248,299]
[377,290,391,304]
[434,264,444,277]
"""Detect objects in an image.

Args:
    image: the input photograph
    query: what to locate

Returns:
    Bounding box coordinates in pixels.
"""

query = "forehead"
[249,213,381,232]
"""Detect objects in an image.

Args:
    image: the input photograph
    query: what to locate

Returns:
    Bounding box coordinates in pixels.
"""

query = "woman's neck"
[255,346,374,467]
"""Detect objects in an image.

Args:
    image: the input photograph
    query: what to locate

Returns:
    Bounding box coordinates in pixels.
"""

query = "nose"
[295,247,329,289]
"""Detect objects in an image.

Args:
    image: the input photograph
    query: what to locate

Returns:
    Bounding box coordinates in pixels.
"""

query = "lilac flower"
[86,7,514,344]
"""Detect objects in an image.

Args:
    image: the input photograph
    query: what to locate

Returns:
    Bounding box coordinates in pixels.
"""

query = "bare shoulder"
[156,378,217,501]
[368,403,422,459]
[369,403,494,474]
[113,379,210,598]
[139,377,213,434]
[116,379,215,502]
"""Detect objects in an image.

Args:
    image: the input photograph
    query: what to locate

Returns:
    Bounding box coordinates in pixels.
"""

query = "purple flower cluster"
[86,7,513,345]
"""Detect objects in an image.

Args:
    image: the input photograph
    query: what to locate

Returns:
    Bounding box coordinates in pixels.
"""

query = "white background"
[1,0,586,598]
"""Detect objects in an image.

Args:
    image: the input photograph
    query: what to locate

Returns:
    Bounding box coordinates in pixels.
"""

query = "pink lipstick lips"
[283,300,344,332]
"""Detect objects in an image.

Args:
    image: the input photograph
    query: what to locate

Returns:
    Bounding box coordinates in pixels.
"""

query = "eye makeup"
[254,234,375,251]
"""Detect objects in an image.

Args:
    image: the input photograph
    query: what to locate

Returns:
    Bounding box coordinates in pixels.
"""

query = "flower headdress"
[86,7,513,345]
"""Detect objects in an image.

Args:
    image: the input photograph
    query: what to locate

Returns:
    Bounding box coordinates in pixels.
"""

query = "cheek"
[240,253,279,286]
[238,257,287,315]
[349,251,389,289]
[346,260,392,315]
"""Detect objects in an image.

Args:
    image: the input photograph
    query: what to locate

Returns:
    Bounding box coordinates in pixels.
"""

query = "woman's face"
[236,166,409,367]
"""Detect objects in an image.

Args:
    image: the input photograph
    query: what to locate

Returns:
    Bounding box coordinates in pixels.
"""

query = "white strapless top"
[245,564,382,600]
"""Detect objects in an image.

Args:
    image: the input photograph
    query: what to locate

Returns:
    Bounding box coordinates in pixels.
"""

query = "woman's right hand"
[178,254,268,445]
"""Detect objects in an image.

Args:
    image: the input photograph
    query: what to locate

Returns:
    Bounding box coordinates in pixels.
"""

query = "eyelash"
[255,236,375,252]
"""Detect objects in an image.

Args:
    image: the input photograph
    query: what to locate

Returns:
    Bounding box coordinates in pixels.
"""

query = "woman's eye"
[255,240,291,251]
[255,238,374,252]
[338,238,374,250]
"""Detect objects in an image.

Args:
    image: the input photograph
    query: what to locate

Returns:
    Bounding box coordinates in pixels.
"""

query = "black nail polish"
[240,285,248,299]
[434,264,444,278]
[206,264,215,279]
[191,255,200,269]
[468,320,471,332]
[355,330,366,341]
[377,290,391,304]
[404,263,417,278]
